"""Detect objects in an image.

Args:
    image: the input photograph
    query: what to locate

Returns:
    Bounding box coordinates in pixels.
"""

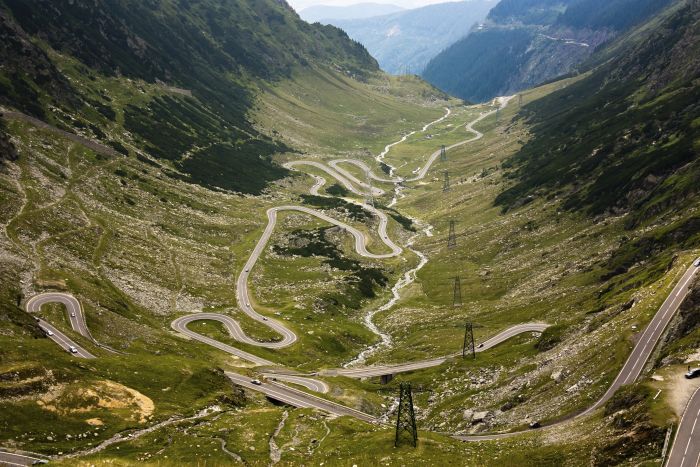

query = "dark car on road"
[685,368,700,379]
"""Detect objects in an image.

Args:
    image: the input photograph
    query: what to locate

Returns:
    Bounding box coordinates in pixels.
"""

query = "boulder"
[472,411,490,423]
[462,409,474,421]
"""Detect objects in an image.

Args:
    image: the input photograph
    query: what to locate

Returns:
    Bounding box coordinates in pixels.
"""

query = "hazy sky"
[288,0,452,12]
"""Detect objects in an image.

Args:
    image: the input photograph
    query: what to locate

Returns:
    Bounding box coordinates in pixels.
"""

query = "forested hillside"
[497,0,699,278]
[0,0,376,194]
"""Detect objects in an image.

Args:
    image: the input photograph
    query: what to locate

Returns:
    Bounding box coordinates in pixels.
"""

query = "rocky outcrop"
[0,120,18,165]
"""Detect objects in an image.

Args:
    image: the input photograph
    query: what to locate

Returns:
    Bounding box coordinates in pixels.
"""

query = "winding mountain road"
[26,293,88,338]
[169,99,510,385]
[0,450,47,466]
[25,293,95,359]
[174,99,509,359]
[15,96,700,463]
[454,259,700,441]
[168,95,700,455]
[225,372,376,423]
[321,323,549,379]
[261,373,330,394]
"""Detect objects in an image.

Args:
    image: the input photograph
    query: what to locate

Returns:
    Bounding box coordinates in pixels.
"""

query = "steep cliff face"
[422,0,673,102]
[0,120,18,165]
[0,12,78,117]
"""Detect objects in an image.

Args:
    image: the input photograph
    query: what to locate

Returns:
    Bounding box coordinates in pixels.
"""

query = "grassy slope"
[1,3,698,466]
[0,47,451,458]
[1,52,687,467]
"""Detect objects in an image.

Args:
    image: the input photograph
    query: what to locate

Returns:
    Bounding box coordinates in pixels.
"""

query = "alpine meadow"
[1,0,700,466]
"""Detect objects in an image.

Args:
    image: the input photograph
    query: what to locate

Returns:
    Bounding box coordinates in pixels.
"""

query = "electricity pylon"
[395,382,418,447]
[443,171,450,192]
[440,145,447,162]
[463,321,475,359]
[447,220,457,249]
[453,276,462,307]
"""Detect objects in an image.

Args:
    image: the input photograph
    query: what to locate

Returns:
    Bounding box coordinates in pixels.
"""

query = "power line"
[395,382,418,447]
[447,220,457,249]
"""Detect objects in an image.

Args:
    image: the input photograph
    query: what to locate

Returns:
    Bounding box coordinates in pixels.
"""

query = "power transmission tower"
[395,382,418,447]
[518,94,523,106]
[447,220,457,249]
[496,107,500,124]
[463,321,475,359]
[440,145,447,162]
[443,171,450,192]
[365,169,375,208]
[452,276,462,307]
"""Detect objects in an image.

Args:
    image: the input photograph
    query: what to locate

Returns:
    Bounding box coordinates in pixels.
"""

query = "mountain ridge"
[325,1,494,75]
[300,2,405,22]
[422,0,674,101]
[0,0,378,194]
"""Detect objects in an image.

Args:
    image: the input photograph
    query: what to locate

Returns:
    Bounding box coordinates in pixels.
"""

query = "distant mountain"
[327,1,494,75]
[422,0,674,102]
[299,3,405,23]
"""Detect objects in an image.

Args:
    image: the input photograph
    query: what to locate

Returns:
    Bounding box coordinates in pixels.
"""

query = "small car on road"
[685,368,700,379]
[695,259,700,267]
[71,312,76,317]
[45,330,54,337]
[68,346,78,354]
[251,379,262,385]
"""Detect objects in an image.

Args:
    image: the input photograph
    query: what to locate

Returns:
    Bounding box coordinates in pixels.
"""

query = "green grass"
[1,20,698,464]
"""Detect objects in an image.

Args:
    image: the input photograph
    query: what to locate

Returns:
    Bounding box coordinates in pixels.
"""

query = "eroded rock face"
[0,13,78,116]
[471,410,491,424]
[0,122,18,164]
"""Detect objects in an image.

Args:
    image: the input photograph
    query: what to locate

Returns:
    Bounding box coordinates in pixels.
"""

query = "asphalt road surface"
[581,261,699,417]
[170,314,274,366]
[261,373,330,393]
[455,260,700,441]
[322,323,549,379]
[26,293,89,338]
[25,293,95,359]
[0,449,47,466]
[226,372,375,423]
[9,97,698,463]
[667,385,700,467]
